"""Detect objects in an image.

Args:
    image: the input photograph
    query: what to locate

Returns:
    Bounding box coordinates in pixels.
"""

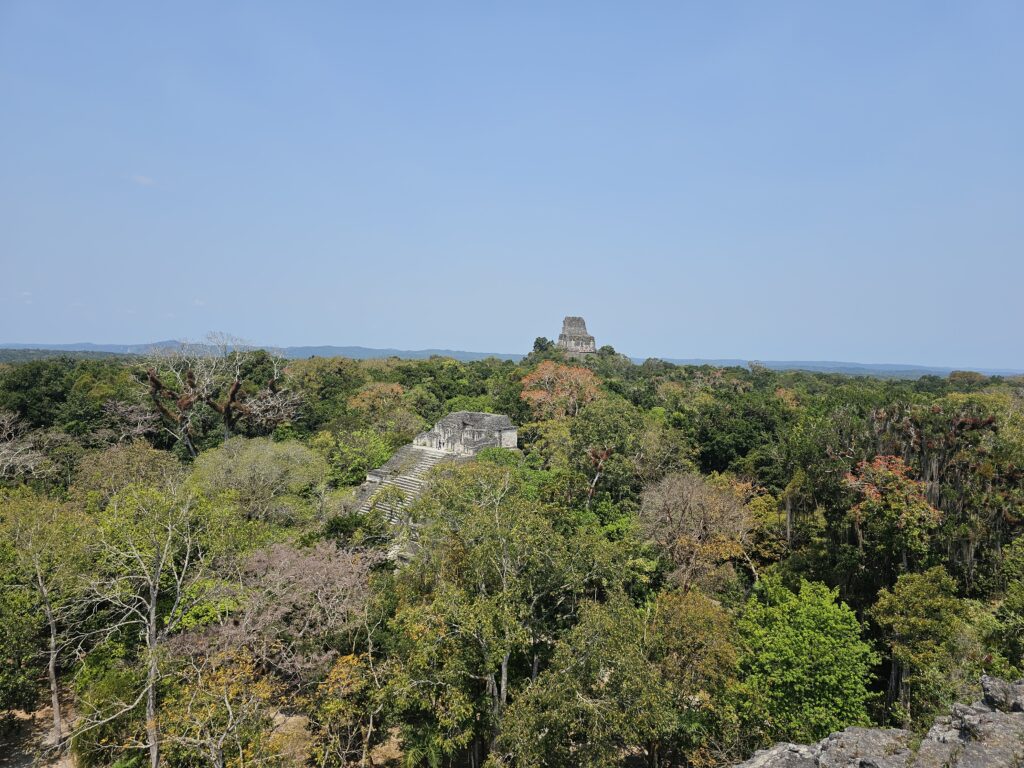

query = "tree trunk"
[34,570,62,744]
[146,650,159,768]
[47,622,61,741]
[43,601,62,742]
[585,466,604,509]
[181,428,197,459]
[785,496,793,545]
[886,659,903,720]
[499,654,509,709]
[146,584,161,768]
[360,712,374,767]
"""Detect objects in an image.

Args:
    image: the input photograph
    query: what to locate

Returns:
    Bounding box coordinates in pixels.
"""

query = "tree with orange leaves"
[519,361,599,420]
[844,456,942,585]
[347,382,405,421]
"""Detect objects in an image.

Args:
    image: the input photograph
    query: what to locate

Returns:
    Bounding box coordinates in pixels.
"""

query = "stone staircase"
[358,445,449,521]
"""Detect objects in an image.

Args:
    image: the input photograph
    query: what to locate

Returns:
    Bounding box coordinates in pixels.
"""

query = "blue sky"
[1,2,1022,367]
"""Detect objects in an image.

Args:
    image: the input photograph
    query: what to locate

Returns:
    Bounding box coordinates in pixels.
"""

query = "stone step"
[357,444,451,516]
[411,456,444,470]
[388,479,423,495]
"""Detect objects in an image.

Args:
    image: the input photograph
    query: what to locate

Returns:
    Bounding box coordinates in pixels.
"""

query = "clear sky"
[2,2,1022,368]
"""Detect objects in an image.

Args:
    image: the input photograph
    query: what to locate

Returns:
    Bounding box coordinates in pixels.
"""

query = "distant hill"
[281,345,523,362]
[1,342,1020,379]
[0,340,183,356]
[0,348,134,363]
[653,358,1024,379]
[0,342,521,363]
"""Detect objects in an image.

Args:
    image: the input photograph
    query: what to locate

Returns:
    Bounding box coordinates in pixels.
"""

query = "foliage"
[497,595,675,768]
[191,436,327,523]
[869,567,1011,729]
[0,536,42,713]
[735,576,877,747]
[384,461,639,764]
[161,649,284,768]
[2,350,1024,766]
[519,360,599,420]
[307,653,384,767]
[73,440,181,507]
[312,428,392,486]
[844,456,942,589]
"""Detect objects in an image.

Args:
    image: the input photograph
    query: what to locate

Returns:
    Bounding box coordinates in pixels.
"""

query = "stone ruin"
[556,316,597,358]
[358,412,518,520]
[413,411,518,456]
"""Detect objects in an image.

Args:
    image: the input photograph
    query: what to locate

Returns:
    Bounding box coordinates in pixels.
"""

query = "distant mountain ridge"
[0,341,523,363]
[1,342,1020,379]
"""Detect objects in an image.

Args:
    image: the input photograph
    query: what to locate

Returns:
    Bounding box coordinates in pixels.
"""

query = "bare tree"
[101,399,160,443]
[242,352,303,433]
[152,542,379,766]
[217,542,379,685]
[80,483,235,768]
[0,409,47,478]
[639,471,753,592]
[144,334,300,457]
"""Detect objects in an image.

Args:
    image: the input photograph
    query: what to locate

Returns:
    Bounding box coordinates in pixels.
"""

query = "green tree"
[191,436,327,523]
[844,456,942,587]
[497,595,674,768]
[1,490,89,743]
[73,440,180,508]
[384,462,632,766]
[568,396,644,510]
[311,429,392,487]
[736,576,877,747]
[649,590,740,767]
[81,484,243,768]
[997,537,1024,666]
[0,537,41,716]
[870,566,995,728]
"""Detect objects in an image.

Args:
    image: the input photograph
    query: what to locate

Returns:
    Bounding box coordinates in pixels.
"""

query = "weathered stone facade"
[556,316,597,357]
[413,411,518,456]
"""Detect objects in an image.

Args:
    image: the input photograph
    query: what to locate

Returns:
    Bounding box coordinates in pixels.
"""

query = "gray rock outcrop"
[735,677,1024,768]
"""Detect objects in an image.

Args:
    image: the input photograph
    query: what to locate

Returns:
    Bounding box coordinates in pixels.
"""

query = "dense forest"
[2,338,1023,768]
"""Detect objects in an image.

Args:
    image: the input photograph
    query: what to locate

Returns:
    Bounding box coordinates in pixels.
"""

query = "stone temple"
[413,411,518,455]
[358,412,518,521]
[556,316,597,357]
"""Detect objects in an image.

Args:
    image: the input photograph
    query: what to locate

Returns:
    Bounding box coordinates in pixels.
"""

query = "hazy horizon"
[4,333,1024,374]
[3,3,1022,369]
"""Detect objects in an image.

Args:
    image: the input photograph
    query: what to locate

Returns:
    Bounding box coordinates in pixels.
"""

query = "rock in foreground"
[735,676,1024,768]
